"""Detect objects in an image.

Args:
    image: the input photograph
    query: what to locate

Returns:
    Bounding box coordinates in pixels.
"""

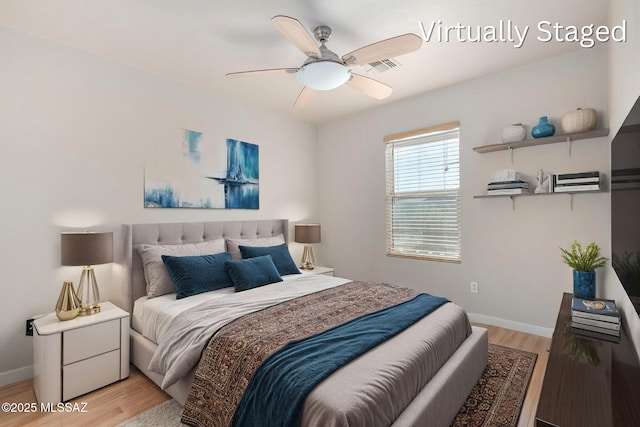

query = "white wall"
[0,27,318,384]
[318,46,610,337]
[606,0,640,357]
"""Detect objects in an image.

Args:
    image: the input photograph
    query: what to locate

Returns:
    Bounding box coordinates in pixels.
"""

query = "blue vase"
[573,270,595,299]
[531,116,556,138]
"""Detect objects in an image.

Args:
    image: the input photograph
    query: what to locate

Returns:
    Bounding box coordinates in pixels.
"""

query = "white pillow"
[225,234,286,260]
[137,238,226,298]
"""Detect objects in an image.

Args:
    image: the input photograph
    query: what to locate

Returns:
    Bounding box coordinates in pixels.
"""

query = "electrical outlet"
[25,319,34,336]
[470,281,479,293]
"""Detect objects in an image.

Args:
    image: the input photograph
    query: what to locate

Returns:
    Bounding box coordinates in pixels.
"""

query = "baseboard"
[0,365,33,388]
[468,313,554,338]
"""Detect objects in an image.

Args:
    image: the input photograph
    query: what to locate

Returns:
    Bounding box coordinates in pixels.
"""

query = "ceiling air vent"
[364,58,400,74]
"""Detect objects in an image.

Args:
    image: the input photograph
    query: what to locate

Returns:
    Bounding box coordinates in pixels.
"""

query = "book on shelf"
[487,182,530,190]
[557,171,600,180]
[571,296,620,323]
[486,188,529,195]
[556,179,600,187]
[488,179,528,185]
[553,184,600,192]
[571,316,621,330]
[571,321,621,336]
[571,327,621,343]
[555,176,601,184]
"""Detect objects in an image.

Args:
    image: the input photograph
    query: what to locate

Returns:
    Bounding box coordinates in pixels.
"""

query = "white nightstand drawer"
[62,349,120,401]
[33,302,129,404]
[63,319,120,365]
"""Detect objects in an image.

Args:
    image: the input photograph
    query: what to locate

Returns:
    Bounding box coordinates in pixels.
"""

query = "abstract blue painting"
[144,129,259,209]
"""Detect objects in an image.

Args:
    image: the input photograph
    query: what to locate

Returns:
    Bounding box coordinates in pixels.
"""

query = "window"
[385,122,461,262]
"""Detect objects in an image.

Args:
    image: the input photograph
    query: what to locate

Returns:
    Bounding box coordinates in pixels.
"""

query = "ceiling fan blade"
[294,86,316,108]
[272,15,322,58]
[346,74,392,99]
[226,68,298,78]
[342,33,422,65]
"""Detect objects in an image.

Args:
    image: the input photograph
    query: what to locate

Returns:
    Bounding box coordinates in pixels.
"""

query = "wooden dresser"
[535,293,640,426]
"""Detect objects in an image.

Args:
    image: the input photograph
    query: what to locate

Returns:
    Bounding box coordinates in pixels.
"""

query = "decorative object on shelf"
[294,223,321,270]
[561,108,597,134]
[61,231,113,316]
[560,241,608,299]
[534,169,549,193]
[501,123,527,143]
[473,128,609,154]
[531,116,556,138]
[55,280,80,321]
[573,270,596,299]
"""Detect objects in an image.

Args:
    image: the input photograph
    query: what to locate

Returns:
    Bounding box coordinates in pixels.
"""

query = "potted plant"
[560,241,608,299]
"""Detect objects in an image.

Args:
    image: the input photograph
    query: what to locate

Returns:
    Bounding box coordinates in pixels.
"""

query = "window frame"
[384,121,461,263]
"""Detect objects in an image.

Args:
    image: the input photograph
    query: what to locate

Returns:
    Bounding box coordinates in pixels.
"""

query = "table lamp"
[61,231,113,316]
[294,224,321,270]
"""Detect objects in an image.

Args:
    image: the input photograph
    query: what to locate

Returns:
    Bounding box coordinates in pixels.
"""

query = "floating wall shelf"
[473,189,605,199]
[474,189,607,210]
[473,128,610,154]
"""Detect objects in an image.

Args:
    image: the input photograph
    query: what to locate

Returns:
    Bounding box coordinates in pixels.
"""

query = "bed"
[118,219,488,427]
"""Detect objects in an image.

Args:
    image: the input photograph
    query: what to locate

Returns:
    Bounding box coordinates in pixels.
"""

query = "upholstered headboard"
[119,220,288,313]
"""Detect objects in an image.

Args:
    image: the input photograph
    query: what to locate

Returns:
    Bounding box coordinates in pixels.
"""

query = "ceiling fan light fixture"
[296,61,351,91]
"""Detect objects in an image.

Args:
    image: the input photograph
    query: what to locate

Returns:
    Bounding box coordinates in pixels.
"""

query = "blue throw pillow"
[225,255,283,292]
[239,243,301,276]
[162,252,233,299]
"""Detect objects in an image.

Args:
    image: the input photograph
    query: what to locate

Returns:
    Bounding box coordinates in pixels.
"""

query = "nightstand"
[299,266,334,276]
[33,301,130,404]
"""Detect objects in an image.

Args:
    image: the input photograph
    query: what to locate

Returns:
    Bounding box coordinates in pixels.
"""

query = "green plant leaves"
[560,240,608,271]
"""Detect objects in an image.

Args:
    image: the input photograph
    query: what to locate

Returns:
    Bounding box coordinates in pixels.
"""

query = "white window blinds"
[385,122,461,262]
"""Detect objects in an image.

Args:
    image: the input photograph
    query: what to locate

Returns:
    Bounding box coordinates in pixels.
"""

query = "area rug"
[452,344,538,427]
[119,344,537,427]
[117,399,184,427]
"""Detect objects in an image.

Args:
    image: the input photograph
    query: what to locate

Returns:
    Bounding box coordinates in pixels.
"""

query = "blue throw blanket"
[233,293,449,427]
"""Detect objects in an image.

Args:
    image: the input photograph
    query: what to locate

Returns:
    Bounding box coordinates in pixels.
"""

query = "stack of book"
[571,296,620,342]
[553,171,601,192]
[486,180,529,196]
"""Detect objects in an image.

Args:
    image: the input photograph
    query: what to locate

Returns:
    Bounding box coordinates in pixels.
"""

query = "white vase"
[561,108,597,134]
[501,123,526,143]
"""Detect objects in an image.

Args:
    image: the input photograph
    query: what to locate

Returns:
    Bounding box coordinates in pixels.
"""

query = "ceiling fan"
[226,15,422,107]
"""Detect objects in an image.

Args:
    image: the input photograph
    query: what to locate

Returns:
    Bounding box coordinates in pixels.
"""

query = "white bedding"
[134,274,351,388]
[132,286,234,344]
[132,273,349,344]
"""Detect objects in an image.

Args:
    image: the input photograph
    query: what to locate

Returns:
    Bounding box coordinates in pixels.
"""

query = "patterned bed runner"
[181,281,429,427]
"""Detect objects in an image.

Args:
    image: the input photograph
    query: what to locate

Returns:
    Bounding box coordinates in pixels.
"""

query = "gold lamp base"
[56,281,81,321]
[300,244,316,270]
[77,266,101,316]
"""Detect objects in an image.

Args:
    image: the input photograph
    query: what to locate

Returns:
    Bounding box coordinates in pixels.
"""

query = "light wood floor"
[0,324,550,427]
[474,323,551,427]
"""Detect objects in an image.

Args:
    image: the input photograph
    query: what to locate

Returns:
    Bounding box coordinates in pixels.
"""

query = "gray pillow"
[137,238,226,297]
[225,234,285,260]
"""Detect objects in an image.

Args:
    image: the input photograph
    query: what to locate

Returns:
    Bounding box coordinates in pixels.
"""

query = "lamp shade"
[61,231,113,266]
[294,224,321,244]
